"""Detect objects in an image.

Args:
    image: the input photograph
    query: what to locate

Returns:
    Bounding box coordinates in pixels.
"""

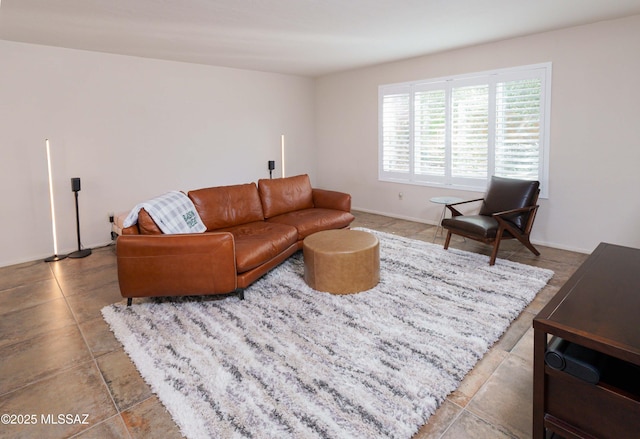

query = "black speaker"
[268,160,275,179]
[71,177,81,192]
[545,337,608,384]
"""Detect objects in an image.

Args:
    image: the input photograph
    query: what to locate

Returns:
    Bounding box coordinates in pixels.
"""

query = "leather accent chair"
[441,176,541,265]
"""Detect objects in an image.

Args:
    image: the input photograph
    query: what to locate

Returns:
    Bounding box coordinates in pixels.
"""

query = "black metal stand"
[68,190,91,259]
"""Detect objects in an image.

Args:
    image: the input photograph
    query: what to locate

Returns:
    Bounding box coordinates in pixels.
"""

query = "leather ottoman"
[303,229,379,294]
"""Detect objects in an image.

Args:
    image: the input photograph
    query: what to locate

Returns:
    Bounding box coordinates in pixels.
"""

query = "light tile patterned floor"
[0,211,586,438]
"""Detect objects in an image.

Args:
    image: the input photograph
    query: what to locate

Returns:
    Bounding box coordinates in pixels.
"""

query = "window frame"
[378,63,551,198]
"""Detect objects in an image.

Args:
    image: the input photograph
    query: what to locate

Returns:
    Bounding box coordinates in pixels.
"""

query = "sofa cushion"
[267,208,355,240]
[137,209,163,235]
[258,174,314,219]
[188,183,264,231]
[441,215,500,239]
[218,221,298,273]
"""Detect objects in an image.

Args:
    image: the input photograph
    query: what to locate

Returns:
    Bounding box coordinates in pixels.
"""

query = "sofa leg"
[236,289,245,300]
[127,298,132,306]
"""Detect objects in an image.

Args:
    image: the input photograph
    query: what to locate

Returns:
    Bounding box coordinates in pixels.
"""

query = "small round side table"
[430,196,464,241]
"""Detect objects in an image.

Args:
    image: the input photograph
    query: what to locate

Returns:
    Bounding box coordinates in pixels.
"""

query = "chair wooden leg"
[519,237,541,256]
[489,243,500,266]
[499,221,541,258]
[443,231,452,250]
[489,229,506,266]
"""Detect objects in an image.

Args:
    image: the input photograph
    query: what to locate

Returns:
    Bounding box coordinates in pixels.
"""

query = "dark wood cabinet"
[533,242,640,439]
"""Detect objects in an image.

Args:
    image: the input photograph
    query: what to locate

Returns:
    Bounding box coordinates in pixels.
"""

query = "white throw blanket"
[123,191,206,234]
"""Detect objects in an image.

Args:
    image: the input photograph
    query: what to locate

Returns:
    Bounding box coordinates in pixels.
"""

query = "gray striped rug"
[102,228,553,439]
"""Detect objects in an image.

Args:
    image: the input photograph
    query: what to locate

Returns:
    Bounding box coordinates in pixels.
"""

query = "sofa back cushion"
[137,208,163,235]
[258,174,314,219]
[479,176,540,230]
[188,183,264,230]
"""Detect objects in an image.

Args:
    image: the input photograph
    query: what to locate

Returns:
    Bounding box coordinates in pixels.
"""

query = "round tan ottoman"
[303,229,380,294]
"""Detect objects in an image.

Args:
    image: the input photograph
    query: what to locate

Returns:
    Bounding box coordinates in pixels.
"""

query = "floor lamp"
[44,139,67,262]
[68,177,92,258]
[281,134,286,178]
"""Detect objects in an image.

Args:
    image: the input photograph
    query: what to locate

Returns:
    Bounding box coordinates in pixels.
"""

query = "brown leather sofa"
[116,174,354,305]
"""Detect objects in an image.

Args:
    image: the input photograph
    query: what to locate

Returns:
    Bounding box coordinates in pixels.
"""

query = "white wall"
[315,15,640,254]
[3,15,639,267]
[0,41,316,267]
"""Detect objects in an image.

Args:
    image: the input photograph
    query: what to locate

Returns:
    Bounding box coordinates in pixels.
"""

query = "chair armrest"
[493,205,539,232]
[312,188,352,212]
[445,198,484,216]
[492,204,538,218]
[116,232,237,298]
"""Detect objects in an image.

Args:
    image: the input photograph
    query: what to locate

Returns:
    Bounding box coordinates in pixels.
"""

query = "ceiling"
[1,0,640,77]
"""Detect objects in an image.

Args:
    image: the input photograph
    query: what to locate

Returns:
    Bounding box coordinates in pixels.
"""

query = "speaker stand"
[68,190,92,259]
[68,248,92,258]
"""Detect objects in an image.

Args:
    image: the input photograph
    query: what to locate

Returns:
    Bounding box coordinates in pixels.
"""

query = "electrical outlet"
[108,212,114,223]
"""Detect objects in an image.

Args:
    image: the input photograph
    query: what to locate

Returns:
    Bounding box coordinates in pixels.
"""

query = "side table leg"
[433,205,447,242]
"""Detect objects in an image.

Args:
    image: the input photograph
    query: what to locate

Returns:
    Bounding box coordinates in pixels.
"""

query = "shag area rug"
[102,229,553,439]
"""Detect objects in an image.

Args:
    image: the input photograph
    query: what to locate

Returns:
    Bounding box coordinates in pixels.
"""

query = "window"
[379,63,551,197]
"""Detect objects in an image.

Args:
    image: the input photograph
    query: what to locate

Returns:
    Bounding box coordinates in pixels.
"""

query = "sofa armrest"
[312,188,352,212]
[116,232,237,298]
[121,225,140,235]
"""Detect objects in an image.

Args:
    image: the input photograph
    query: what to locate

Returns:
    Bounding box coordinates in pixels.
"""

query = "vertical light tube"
[46,139,59,255]
[45,139,65,261]
[281,134,286,178]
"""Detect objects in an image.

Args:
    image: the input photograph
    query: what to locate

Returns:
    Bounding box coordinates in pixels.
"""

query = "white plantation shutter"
[451,84,489,179]
[379,63,550,197]
[414,89,446,177]
[381,90,411,175]
[495,78,542,180]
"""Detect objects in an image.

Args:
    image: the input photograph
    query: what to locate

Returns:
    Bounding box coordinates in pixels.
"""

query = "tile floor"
[0,211,588,438]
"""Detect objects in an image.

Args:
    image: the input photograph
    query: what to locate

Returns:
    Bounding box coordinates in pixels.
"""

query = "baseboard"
[0,240,116,268]
[352,207,434,226]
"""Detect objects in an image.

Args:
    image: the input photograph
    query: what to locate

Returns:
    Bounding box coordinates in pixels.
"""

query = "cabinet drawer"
[546,369,640,438]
